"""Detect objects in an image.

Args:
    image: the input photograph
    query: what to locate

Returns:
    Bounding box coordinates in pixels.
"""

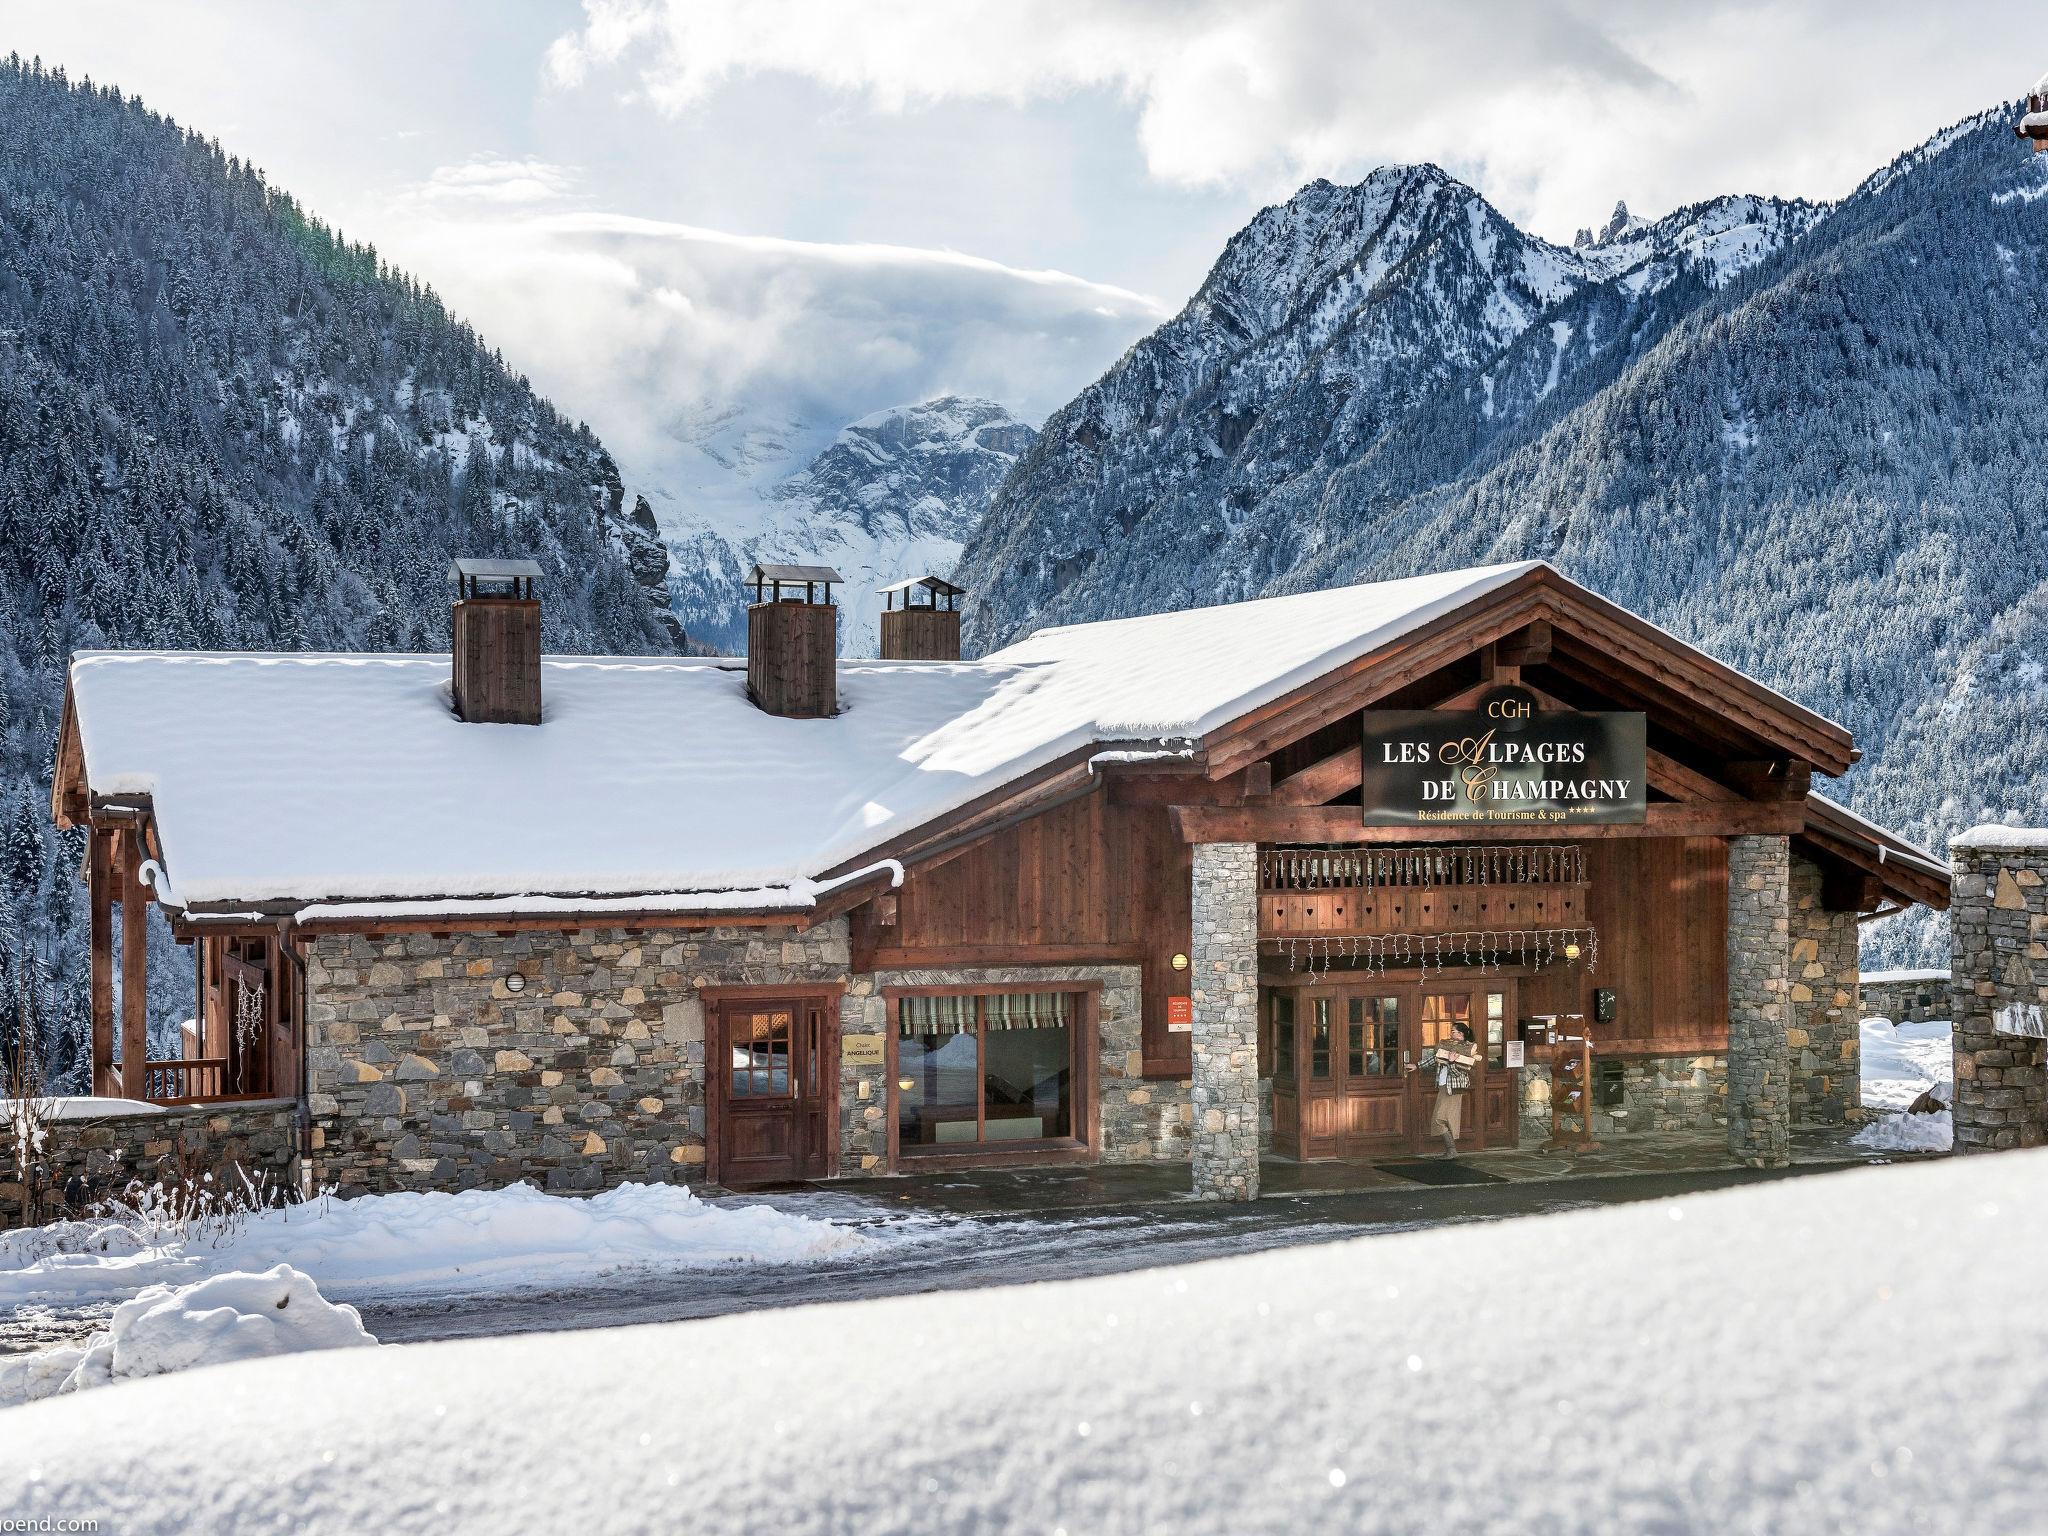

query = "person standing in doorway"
[1421,1022,1477,1158]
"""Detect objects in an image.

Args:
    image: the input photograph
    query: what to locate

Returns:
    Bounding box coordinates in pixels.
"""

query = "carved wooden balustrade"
[1258,844,1589,937]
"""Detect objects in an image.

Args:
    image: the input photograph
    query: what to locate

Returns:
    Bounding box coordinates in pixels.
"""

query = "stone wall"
[303,922,851,1196]
[1726,835,1792,1167]
[1862,971,1951,1024]
[855,963,1183,1167]
[1190,842,1260,1200]
[1,1099,299,1229]
[1789,854,1863,1127]
[1518,1054,1725,1145]
[1949,835,2048,1153]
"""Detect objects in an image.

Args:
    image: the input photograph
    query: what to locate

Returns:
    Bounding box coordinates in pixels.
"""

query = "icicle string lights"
[1280,926,1600,980]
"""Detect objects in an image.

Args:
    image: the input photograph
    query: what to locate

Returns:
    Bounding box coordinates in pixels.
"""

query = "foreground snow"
[0,1181,872,1310]
[0,1265,372,1407]
[9,1153,2048,1533]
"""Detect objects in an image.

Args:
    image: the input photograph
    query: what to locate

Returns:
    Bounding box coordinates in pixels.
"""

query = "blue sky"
[5,0,2036,498]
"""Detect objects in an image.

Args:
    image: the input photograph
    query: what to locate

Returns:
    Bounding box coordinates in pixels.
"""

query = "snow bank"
[0,1181,873,1310]
[1857,1016,1954,1150]
[0,1095,166,1121]
[0,1265,373,1407]
[1949,822,2048,851]
[9,1152,2048,1532]
[1853,1106,1953,1153]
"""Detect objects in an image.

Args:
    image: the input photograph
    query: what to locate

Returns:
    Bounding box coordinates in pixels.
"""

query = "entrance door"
[1417,988,1519,1150]
[1293,988,1412,1159]
[1268,978,1520,1157]
[716,997,834,1185]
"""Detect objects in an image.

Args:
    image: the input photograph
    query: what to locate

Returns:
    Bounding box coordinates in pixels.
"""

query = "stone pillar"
[1949,833,2048,1153]
[1190,841,1260,1200]
[1789,853,1863,1127]
[1726,835,1792,1167]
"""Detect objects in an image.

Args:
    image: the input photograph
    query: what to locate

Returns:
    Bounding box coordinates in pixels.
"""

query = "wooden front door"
[716,997,835,1185]
[1269,978,1520,1158]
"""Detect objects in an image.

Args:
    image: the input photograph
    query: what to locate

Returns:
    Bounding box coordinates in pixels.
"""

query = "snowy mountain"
[961,110,2048,964]
[959,164,1820,647]
[0,61,681,1087]
[656,396,1034,655]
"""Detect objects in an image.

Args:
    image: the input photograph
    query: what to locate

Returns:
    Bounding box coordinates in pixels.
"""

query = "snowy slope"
[651,397,1035,655]
[8,1150,2047,1533]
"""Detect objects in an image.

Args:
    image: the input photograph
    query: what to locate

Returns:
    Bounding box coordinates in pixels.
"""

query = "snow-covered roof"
[67,562,1542,913]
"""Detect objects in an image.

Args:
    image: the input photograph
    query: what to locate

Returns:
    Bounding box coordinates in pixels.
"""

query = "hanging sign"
[1166,996,1194,1031]
[1360,685,1646,827]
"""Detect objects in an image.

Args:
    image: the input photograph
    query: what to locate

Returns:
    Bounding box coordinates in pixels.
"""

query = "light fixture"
[897,1078,915,1093]
[1170,952,1189,971]
[505,973,527,993]
[1563,942,1581,962]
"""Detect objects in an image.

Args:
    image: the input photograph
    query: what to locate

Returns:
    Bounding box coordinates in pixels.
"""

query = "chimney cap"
[878,574,965,611]
[450,557,543,599]
[749,562,843,585]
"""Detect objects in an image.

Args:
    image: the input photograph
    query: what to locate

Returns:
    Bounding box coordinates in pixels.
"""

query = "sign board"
[841,1034,886,1066]
[1166,996,1194,1032]
[1360,685,1646,827]
[1505,1040,1525,1070]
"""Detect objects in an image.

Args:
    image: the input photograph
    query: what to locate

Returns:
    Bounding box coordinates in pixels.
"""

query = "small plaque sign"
[842,1034,886,1066]
[1166,996,1194,1031]
[1505,1040,1526,1070]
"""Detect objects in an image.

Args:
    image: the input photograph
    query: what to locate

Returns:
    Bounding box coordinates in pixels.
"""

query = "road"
[355,1161,1845,1344]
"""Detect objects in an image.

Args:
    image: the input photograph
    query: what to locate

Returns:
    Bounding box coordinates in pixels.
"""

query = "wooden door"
[1294,987,1414,1159]
[716,998,834,1185]
[1418,985,1519,1151]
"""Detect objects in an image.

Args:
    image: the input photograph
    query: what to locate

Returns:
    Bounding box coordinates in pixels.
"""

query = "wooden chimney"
[450,557,543,725]
[747,563,841,718]
[878,575,964,661]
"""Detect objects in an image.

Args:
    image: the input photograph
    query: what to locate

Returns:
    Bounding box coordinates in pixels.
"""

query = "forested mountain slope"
[963,108,2048,963]
[0,59,679,1087]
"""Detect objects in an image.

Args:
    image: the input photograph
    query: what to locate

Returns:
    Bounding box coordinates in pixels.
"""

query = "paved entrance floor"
[817,1126,1920,1219]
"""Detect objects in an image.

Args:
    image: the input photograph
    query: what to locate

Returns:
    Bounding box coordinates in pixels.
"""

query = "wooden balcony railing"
[1259,845,1588,937]
[141,1057,230,1104]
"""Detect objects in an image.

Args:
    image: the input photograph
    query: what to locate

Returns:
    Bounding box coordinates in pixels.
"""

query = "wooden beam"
[1725,759,1814,802]
[1645,748,1742,804]
[1272,746,1362,805]
[1822,866,1886,913]
[1170,801,1806,845]
[119,830,148,1100]
[1497,619,1553,668]
[1242,761,1273,798]
[89,828,113,1094]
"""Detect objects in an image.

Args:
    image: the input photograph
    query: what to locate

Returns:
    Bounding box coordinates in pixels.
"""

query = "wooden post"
[89,827,114,1095]
[119,830,149,1101]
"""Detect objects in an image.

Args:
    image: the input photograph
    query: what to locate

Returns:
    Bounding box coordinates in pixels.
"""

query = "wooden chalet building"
[51,559,1947,1199]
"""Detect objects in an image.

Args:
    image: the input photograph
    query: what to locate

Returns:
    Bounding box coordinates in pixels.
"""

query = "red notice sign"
[1166,996,1193,1031]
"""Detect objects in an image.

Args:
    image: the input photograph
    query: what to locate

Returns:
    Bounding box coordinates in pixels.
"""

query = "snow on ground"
[7,1151,2048,1533]
[0,1180,876,1311]
[0,1265,372,1408]
[0,1095,166,1120]
[1856,1015,1953,1152]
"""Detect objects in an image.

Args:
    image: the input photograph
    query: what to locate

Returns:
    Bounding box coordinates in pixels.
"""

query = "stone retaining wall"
[1518,1053,1726,1145]
[1949,836,2048,1152]
[1862,972,1950,1024]
[303,922,852,1197]
[0,1099,299,1230]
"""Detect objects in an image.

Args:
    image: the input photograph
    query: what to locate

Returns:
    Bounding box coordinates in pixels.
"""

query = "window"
[1272,993,1295,1080]
[897,991,1077,1151]
[1485,991,1507,1069]
[1310,998,1332,1080]
[729,1008,793,1098]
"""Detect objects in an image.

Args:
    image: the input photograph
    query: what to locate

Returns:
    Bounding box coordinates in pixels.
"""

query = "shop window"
[897,991,1077,1151]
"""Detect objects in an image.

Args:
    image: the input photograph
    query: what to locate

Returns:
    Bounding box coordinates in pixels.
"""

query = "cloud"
[387,208,1165,510]
[414,154,583,205]
[544,0,2019,238]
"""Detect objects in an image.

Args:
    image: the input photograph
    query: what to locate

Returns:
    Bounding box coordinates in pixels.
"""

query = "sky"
[4,0,2038,500]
